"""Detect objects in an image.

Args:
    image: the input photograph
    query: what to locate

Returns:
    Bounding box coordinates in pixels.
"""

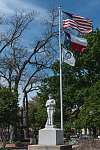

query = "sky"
[0,0,99,45]
[0,0,100,105]
[0,0,100,29]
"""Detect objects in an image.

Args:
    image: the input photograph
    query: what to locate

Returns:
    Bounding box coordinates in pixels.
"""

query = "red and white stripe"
[63,14,92,34]
[71,35,87,52]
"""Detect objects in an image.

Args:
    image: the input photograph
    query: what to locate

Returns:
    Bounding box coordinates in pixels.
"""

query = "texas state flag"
[64,32,87,52]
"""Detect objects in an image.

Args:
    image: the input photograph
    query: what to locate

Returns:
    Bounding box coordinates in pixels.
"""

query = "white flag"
[62,48,75,66]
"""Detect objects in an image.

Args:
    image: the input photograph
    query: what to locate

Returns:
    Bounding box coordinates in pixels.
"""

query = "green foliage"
[30,28,100,136]
[76,80,100,130]
[35,73,77,134]
[0,87,18,127]
[28,95,48,135]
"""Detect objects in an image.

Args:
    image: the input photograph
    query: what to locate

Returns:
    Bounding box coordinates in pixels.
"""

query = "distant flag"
[64,32,87,52]
[62,48,75,66]
[62,11,92,34]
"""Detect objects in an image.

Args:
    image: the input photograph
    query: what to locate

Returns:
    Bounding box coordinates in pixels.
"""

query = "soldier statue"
[45,94,56,126]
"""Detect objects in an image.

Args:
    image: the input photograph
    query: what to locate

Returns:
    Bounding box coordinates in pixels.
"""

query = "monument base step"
[28,145,72,150]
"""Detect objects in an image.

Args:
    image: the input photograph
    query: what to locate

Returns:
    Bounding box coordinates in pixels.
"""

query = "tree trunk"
[25,91,29,138]
[13,86,18,141]
[23,91,29,139]
[1,127,6,148]
[93,127,96,137]
[9,125,14,142]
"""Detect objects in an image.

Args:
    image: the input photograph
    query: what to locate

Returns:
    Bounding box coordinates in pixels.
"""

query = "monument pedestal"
[28,127,72,150]
[38,127,63,145]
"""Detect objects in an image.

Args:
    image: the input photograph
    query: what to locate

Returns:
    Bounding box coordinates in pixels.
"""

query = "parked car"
[79,134,94,139]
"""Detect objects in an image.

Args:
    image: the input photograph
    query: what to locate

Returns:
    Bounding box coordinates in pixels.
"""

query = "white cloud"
[0,0,46,18]
[0,0,13,14]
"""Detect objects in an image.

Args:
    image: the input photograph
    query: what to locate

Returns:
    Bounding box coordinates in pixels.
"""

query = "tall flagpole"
[59,5,63,131]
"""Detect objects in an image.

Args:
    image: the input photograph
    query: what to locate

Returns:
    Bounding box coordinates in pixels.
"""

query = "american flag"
[62,11,92,34]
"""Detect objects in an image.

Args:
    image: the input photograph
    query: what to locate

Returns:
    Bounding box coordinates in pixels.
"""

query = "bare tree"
[0,6,59,140]
[0,10,37,53]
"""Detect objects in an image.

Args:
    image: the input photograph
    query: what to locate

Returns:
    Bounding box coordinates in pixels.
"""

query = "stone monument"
[38,94,63,145]
[28,94,72,150]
